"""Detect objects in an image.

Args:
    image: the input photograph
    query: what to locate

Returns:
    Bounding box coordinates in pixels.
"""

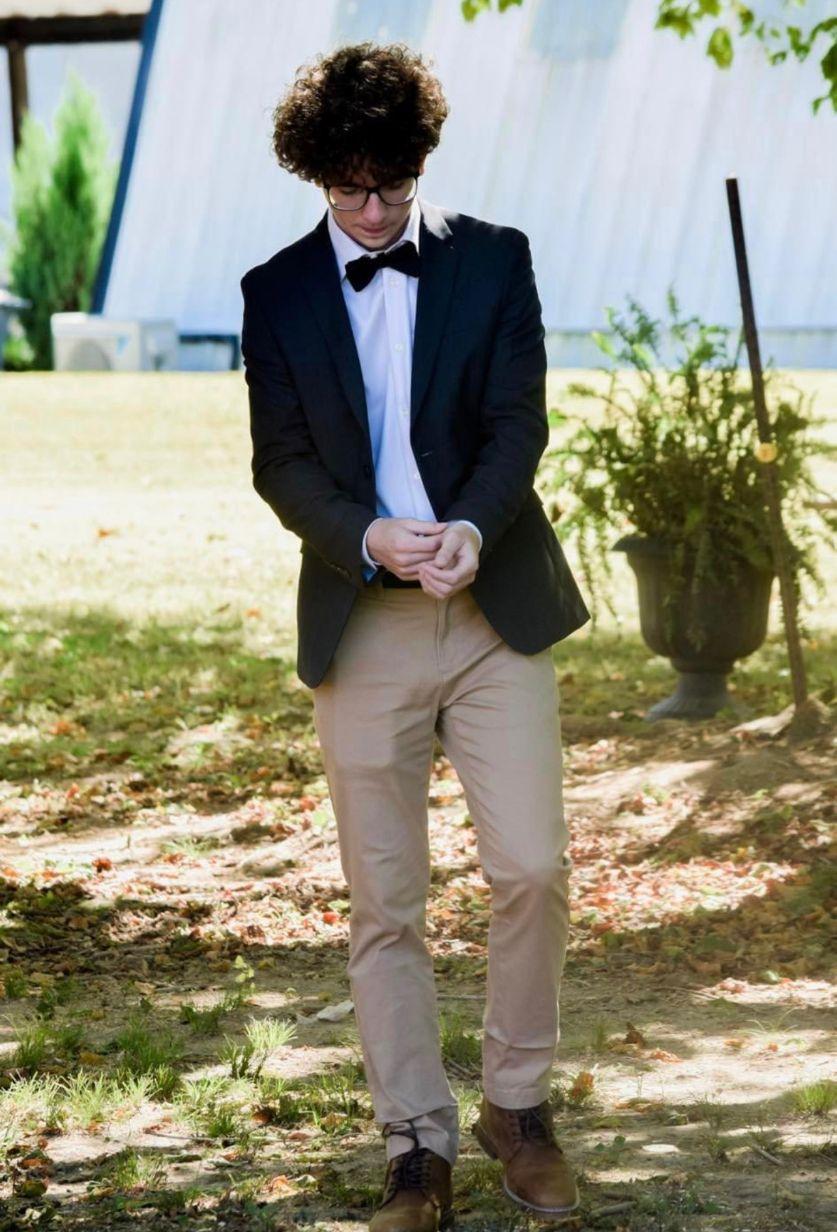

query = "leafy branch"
[656,1,837,114]
[460,0,836,115]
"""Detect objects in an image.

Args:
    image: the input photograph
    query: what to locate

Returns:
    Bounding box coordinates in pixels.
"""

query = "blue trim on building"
[91,0,165,313]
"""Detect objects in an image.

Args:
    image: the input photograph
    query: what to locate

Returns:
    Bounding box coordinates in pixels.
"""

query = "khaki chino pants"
[311,576,572,1167]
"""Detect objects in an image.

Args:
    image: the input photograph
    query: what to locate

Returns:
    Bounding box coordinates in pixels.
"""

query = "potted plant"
[540,290,835,720]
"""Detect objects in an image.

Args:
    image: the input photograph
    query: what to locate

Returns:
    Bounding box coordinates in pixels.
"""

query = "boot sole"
[369,1204,455,1231]
[472,1120,579,1218]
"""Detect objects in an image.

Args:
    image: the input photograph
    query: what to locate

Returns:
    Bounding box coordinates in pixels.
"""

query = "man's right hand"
[366,517,449,580]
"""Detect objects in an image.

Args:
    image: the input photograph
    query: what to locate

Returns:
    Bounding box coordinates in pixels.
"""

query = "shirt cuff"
[362,518,384,571]
[452,519,482,550]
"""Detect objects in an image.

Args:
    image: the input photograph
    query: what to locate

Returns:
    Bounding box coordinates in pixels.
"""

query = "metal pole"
[725,176,808,708]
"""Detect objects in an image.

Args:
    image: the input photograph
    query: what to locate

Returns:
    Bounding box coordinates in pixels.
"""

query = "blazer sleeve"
[438,230,549,562]
[241,271,379,589]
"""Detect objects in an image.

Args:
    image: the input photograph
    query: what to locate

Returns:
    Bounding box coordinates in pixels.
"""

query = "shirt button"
[411,470,419,479]
[394,343,403,352]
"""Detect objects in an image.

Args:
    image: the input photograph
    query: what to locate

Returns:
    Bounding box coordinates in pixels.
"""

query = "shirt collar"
[327,195,421,284]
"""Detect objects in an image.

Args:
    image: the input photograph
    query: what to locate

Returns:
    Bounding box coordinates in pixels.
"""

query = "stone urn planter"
[612,535,775,720]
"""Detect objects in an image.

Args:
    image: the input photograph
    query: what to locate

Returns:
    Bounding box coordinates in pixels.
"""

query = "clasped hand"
[366,517,480,599]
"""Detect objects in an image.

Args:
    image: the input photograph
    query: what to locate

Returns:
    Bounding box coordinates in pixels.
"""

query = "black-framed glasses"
[324,172,420,211]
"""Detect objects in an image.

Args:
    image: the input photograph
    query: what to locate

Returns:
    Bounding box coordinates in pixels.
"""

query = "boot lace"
[510,1102,557,1148]
[381,1120,436,1198]
[388,1145,435,1194]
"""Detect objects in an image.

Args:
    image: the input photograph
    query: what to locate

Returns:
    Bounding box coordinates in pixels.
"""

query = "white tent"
[95,0,837,368]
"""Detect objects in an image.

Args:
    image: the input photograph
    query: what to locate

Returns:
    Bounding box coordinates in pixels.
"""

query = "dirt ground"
[0,694,833,1231]
[0,371,834,1229]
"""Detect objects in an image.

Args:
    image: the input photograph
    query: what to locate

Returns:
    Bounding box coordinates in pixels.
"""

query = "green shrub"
[1,69,117,369]
[542,289,837,645]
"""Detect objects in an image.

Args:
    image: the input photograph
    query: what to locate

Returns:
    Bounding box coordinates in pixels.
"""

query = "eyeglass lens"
[327,175,417,211]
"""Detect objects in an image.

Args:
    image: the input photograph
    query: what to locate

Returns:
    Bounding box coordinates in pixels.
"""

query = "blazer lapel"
[299,215,370,444]
[298,196,460,444]
[410,198,459,428]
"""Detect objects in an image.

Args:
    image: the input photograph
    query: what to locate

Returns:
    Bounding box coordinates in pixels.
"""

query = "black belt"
[380,571,422,588]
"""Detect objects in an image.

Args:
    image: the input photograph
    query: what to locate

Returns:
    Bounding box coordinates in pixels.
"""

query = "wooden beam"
[0,15,145,46]
[7,37,27,150]
[2,12,146,151]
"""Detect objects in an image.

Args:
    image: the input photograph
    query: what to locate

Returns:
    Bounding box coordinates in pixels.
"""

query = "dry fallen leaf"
[568,1071,595,1102]
[624,1022,647,1046]
[264,1174,299,1197]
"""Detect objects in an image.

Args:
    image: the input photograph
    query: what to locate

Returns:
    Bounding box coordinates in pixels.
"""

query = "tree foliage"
[656,1,837,115]
[1,71,117,369]
[461,0,836,115]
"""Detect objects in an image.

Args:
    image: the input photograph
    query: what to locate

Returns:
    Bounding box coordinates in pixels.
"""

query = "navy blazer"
[240,196,590,687]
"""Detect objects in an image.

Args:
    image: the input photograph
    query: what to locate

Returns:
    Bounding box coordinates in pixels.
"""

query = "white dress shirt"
[326,197,482,582]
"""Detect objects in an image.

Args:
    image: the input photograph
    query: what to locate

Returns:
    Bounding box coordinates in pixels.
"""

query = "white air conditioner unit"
[51,313,179,371]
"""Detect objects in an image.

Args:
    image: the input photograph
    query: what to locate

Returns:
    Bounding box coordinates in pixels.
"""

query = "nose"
[361,192,388,225]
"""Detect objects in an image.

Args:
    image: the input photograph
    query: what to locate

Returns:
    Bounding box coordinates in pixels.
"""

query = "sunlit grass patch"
[457,1085,481,1132]
[0,1073,65,1153]
[11,1019,88,1073]
[220,1014,297,1079]
[590,1018,617,1054]
[159,834,223,859]
[0,610,309,791]
[91,1145,174,1203]
[301,1062,370,1135]
[178,988,246,1035]
[450,1157,506,1217]
[250,1072,308,1129]
[628,1178,723,1229]
[110,1014,183,1099]
[686,1095,729,1129]
[0,1070,153,1143]
[790,1079,837,1116]
[175,1074,257,1146]
[440,1007,481,1074]
[60,1069,152,1131]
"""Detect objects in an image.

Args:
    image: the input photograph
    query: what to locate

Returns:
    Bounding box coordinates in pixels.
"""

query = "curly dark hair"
[271,41,449,186]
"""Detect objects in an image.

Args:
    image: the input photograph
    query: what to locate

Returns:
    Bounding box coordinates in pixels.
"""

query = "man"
[240,41,590,1232]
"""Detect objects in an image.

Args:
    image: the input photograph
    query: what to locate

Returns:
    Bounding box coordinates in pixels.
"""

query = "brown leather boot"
[369,1122,455,1231]
[472,1095,578,1217]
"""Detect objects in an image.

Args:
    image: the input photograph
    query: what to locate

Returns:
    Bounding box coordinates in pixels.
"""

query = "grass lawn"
[0,370,834,1231]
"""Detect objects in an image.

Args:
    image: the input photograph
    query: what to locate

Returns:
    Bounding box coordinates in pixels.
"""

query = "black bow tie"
[344,240,421,292]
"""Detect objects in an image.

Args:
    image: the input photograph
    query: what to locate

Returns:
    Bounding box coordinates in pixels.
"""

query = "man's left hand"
[416,523,480,598]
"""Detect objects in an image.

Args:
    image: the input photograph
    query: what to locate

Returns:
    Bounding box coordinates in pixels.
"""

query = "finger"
[400,539,449,559]
[398,541,448,562]
[402,519,449,534]
[417,562,443,591]
[422,559,464,579]
[418,565,457,594]
[420,577,448,598]
[433,536,471,568]
[434,540,477,569]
